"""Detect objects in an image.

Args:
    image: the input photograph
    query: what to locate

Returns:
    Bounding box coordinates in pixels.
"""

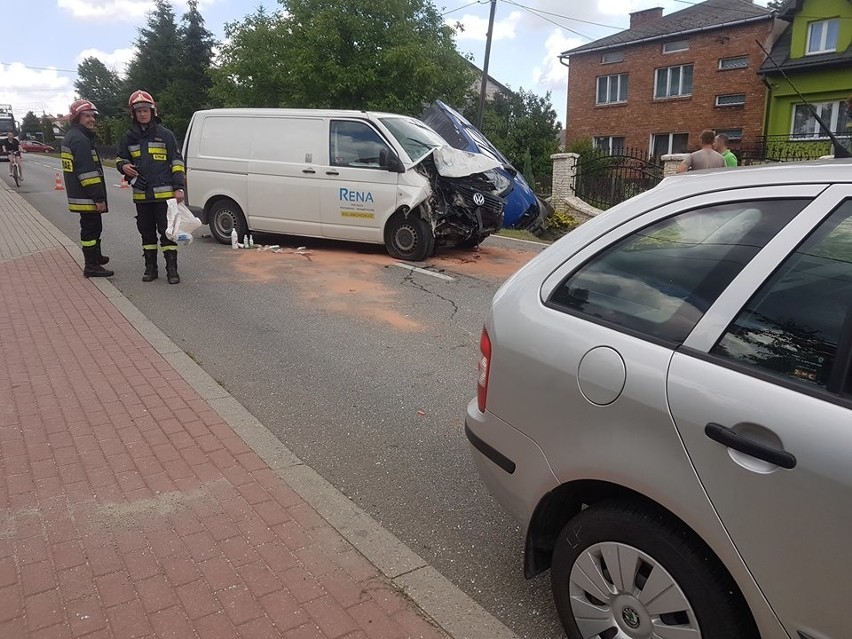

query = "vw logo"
[472,192,485,206]
[621,606,641,629]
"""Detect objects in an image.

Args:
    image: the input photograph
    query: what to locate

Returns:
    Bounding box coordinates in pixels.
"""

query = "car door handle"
[302,168,316,174]
[705,423,796,469]
[325,170,339,176]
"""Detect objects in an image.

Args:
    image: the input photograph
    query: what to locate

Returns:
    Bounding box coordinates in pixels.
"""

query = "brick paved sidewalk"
[0,189,452,637]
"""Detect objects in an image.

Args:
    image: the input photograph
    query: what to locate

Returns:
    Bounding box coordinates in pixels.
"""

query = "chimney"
[630,7,664,29]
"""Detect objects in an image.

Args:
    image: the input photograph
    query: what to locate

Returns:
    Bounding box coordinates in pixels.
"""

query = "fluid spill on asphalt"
[226,241,535,331]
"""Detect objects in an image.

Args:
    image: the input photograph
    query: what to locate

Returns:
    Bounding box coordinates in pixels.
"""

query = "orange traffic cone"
[54,173,65,191]
[119,175,129,189]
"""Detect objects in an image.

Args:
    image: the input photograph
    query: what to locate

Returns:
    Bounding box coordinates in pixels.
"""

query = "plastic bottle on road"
[231,228,239,249]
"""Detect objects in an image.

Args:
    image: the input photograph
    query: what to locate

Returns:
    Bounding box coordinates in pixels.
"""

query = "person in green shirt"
[714,133,738,167]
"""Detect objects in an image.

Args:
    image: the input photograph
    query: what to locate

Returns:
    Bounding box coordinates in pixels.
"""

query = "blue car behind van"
[420,100,550,230]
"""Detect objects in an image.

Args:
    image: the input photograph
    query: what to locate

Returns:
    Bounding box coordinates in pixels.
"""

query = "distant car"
[466,160,852,639]
[20,139,54,153]
[420,100,550,231]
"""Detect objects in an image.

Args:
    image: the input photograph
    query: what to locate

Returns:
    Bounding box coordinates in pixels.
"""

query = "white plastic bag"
[166,197,202,246]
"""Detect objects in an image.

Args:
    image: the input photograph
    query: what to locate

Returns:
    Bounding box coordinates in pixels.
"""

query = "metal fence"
[574,147,664,210]
[736,134,844,165]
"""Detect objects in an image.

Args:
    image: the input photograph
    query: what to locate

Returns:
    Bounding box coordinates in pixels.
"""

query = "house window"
[663,40,689,53]
[807,19,840,54]
[791,101,848,138]
[716,94,746,107]
[719,56,749,70]
[601,52,624,64]
[597,74,628,105]
[655,65,693,98]
[651,132,689,157]
[715,128,743,141]
[593,136,626,154]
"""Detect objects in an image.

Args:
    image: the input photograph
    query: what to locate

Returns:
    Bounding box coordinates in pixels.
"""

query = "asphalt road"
[13,155,563,638]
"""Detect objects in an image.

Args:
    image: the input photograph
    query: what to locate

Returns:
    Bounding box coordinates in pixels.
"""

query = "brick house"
[559,0,778,156]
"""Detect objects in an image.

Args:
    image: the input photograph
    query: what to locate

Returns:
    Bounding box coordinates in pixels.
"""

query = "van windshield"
[379,116,445,163]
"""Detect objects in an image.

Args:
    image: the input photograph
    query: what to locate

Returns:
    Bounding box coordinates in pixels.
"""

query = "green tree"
[74,57,123,119]
[20,112,40,138]
[212,0,475,115]
[211,7,290,107]
[161,0,216,139]
[124,0,180,107]
[40,115,56,143]
[463,88,561,188]
[766,0,784,10]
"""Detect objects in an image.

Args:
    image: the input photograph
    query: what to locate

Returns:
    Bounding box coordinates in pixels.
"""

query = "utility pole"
[476,0,497,129]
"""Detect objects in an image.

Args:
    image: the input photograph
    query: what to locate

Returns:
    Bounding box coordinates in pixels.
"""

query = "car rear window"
[549,199,810,343]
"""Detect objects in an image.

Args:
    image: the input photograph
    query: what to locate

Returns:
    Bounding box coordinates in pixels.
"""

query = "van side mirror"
[380,148,405,173]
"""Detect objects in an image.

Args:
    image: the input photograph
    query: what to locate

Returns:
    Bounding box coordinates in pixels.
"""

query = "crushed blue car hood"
[420,100,542,228]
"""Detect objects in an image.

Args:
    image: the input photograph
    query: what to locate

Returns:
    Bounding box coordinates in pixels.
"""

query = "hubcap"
[567,542,700,638]
[394,225,417,252]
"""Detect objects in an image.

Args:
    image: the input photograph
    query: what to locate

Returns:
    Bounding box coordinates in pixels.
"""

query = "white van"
[182,108,506,261]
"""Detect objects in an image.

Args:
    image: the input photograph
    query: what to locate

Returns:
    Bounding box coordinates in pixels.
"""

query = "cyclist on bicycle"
[2,132,22,181]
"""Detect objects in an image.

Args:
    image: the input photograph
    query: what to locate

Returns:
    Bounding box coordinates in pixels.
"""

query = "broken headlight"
[483,169,512,197]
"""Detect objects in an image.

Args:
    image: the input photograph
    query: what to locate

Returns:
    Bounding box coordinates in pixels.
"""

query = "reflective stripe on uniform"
[161,245,177,252]
[148,142,166,150]
[133,192,146,201]
[153,186,174,199]
[60,148,74,172]
[81,239,97,247]
[171,159,185,173]
[142,244,158,250]
[68,203,98,212]
[79,171,103,187]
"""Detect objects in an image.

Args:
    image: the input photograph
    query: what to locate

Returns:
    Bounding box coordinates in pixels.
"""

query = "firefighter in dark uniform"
[62,99,113,278]
[116,90,186,284]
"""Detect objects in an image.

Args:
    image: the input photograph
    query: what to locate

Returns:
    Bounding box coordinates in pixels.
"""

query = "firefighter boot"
[142,249,158,282]
[95,239,109,265]
[164,250,180,285]
[82,246,114,278]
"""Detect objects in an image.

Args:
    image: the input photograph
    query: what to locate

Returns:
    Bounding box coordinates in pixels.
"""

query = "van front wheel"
[209,199,248,245]
[385,212,434,262]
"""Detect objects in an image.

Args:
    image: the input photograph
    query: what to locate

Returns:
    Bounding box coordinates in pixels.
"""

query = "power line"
[0,62,77,74]
[501,0,594,40]
[442,1,488,17]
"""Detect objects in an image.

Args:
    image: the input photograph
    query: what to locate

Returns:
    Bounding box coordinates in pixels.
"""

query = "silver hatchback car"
[466,160,852,639]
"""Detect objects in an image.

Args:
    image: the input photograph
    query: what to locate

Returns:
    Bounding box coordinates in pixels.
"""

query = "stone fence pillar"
[661,153,688,176]
[551,152,579,204]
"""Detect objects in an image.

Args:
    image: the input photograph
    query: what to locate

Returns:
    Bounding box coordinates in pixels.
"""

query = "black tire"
[384,211,434,262]
[12,163,19,188]
[208,198,248,245]
[551,501,756,639]
[456,233,490,250]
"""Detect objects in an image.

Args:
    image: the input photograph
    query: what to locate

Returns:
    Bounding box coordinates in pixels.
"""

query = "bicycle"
[8,151,21,187]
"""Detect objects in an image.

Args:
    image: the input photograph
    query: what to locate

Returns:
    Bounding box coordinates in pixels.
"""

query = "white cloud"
[0,63,75,118]
[531,30,580,90]
[57,0,154,21]
[76,48,135,75]
[451,11,522,42]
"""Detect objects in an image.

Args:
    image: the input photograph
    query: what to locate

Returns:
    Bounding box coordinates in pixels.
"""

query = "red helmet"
[69,99,99,122]
[128,90,157,117]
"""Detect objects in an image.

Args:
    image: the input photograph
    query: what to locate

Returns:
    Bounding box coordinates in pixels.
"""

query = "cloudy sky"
[1,0,773,128]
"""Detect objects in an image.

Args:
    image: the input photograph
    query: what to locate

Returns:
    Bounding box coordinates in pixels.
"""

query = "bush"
[536,209,579,242]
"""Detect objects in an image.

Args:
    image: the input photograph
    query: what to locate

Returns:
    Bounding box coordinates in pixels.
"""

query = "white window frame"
[806,19,840,55]
[716,94,746,107]
[719,56,749,70]
[596,74,628,105]
[715,128,743,141]
[663,40,689,54]
[790,101,846,138]
[654,65,693,99]
[650,132,689,157]
[601,52,624,64]
[593,136,626,155]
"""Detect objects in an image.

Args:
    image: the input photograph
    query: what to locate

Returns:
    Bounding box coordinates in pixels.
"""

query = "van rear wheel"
[385,212,434,262]
[209,199,248,245]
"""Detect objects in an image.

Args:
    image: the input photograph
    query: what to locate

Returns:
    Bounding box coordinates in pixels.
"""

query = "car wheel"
[208,199,248,245]
[385,211,434,262]
[551,501,756,639]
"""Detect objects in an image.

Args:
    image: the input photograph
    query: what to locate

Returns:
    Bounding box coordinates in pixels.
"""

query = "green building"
[760,0,851,157]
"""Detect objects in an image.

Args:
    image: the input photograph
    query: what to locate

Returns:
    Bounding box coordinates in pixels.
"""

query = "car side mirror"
[380,148,405,173]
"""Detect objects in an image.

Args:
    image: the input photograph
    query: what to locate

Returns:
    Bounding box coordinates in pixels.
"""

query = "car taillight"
[477,327,491,413]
